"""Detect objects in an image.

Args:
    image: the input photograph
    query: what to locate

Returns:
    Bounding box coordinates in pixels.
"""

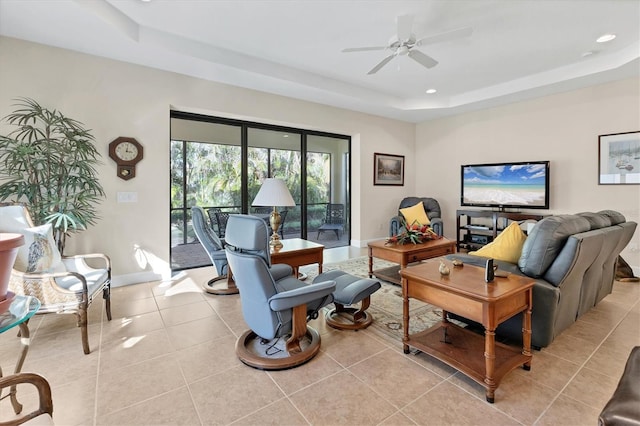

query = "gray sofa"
[447,210,637,348]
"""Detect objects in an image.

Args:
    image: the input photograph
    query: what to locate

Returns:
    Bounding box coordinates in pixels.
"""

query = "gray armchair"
[389,197,443,237]
[224,214,336,370]
[191,207,236,295]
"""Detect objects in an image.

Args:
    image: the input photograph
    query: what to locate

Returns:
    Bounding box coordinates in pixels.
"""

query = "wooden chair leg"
[103,286,112,321]
[78,307,90,355]
[286,304,308,354]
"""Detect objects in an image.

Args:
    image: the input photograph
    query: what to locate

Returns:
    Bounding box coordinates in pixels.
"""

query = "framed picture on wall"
[374,152,404,186]
[598,131,640,185]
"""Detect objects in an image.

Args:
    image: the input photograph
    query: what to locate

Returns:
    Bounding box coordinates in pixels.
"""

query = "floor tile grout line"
[93,298,105,426]
[441,375,529,426]
[531,303,635,425]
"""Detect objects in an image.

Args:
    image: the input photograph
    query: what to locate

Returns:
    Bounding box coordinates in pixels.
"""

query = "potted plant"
[0,98,105,253]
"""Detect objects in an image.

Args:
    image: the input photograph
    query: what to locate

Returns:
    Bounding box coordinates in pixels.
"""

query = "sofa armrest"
[430,218,443,236]
[269,280,336,312]
[389,215,403,237]
[599,346,640,426]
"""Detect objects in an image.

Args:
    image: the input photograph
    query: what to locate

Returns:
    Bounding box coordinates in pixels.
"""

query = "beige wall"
[0,36,415,283]
[1,37,638,282]
[416,77,640,268]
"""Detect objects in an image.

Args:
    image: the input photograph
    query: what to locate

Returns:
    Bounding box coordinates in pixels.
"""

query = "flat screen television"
[461,161,550,209]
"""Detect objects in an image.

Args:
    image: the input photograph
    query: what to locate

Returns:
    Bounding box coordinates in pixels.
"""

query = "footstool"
[313,270,381,330]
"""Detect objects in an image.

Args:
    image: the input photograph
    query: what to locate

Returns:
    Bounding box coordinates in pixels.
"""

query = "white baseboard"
[111,271,166,288]
[351,237,387,248]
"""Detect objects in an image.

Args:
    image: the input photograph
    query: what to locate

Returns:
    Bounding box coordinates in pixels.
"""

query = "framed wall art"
[598,131,640,185]
[374,152,404,186]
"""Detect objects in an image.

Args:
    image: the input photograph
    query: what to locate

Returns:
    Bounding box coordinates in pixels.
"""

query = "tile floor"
[1,246,638,425]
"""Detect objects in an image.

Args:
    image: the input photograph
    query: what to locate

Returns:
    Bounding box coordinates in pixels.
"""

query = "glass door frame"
[170,110,351,271]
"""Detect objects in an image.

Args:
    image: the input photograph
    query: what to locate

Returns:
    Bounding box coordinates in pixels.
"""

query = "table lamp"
[252,178,296,249]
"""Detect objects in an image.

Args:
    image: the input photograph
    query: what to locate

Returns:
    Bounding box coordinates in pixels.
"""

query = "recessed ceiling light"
[582,51,595,57]
[596,34,616,43]
[282,134,289,138]
[425,89,437,94]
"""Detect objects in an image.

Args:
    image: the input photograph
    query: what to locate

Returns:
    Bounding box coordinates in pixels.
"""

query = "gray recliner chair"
[389,197,444,237]
[191,206,237,295]
[224,214,336,370]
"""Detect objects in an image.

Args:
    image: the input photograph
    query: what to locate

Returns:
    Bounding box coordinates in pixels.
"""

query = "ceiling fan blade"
[397,14,414,41]
[342,46,388,53]
[408,50,438,69]
[416,26,473,47]
[367,54,395,75]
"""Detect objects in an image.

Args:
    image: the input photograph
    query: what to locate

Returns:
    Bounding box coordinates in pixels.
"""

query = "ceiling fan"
[342,15,473,75]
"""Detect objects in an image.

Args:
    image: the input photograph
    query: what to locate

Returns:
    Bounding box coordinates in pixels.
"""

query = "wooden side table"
[400,258,533,403]
[228,238,324,282]
[0,295,41,414]
[270,238,324,278]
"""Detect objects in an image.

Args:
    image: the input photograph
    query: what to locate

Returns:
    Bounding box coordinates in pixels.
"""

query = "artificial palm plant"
[0,98,105,253]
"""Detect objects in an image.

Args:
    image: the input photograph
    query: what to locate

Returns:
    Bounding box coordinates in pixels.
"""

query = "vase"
[0,233,24,301]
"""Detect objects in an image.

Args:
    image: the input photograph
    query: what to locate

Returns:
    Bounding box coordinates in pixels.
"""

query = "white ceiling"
[1,0,639,123]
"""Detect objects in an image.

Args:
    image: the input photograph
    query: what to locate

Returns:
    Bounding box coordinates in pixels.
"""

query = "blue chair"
[191,207,236,295]
[224,214,336,370]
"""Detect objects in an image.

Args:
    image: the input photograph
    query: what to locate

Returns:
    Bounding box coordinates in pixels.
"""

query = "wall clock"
[108,137,143,180]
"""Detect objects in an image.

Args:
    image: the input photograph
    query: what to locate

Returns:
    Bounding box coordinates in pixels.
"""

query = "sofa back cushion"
[518,215,591,277]
[597,210,626,225]
[577,212,611,229]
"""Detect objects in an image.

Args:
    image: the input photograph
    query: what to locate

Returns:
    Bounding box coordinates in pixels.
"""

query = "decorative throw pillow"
[470,222,527,263]
[13,223,62,273]
[399,202,431,227]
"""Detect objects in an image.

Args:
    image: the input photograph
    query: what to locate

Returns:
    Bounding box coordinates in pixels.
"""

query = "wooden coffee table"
[367,238,455,285]
[400,258,533,403]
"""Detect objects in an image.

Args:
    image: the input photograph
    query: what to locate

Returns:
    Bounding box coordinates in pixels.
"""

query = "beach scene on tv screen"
[463,164,547,206]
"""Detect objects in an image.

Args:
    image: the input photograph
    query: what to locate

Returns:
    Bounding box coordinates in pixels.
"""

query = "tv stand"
[456,209,547,252]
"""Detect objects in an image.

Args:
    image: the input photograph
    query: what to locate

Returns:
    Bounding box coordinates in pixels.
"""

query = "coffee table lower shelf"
[403,321,531,402]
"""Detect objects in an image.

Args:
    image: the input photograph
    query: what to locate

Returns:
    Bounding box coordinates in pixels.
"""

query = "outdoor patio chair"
[317,203,345,239]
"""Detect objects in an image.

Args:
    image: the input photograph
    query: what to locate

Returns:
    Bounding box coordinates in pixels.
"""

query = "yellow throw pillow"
[469,222,526,263]
[399,202,431,227]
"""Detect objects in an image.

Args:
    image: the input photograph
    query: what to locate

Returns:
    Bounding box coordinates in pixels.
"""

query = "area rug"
[299,257,442,342]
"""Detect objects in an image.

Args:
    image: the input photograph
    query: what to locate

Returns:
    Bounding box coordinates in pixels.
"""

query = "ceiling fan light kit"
[342,14,472,75]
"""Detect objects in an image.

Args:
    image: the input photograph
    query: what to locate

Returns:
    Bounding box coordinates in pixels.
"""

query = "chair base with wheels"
[313,270,381,330]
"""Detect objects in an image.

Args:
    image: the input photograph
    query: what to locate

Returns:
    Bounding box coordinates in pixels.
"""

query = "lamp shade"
[252,178,296,207]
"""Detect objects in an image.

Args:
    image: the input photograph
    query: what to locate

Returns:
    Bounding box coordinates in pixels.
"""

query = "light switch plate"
[117,192,138,203]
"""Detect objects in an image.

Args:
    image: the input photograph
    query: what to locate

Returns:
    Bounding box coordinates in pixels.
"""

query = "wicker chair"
[0,204,111,354]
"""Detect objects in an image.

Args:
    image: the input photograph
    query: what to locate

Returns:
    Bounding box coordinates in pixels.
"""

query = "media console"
[456,209,547,252]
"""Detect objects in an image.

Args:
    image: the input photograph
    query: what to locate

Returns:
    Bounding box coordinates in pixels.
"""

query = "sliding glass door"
[248,128,302,239]
[170,112,350,271]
